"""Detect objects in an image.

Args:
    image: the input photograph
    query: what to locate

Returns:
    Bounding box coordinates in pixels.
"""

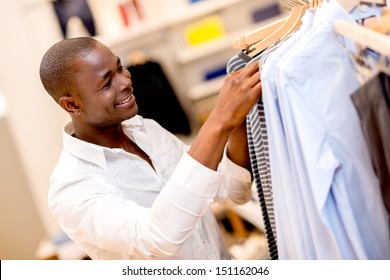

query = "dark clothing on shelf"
[127,61,191,135]
[52,0,96,38]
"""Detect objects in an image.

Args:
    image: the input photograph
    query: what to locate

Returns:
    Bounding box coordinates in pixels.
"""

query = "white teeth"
[116,95,132,105]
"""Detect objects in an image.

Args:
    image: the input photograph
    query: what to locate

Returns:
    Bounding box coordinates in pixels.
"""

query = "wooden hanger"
[246,3,310,58]
[231,35,248,50]
[232,18,288,50]
[232,0,323,51]
[243,18,289,48]
[334,19,390,56]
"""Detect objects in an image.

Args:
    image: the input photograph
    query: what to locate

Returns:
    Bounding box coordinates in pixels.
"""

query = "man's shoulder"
[50,150,79,180]
[49,149,111,199]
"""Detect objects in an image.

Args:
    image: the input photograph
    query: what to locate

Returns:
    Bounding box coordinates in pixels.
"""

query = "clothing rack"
[335,19,390,56]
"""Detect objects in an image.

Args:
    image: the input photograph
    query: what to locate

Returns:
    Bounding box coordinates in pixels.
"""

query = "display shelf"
[94,20,163,49]
[175,13,287,64]
[184,14,287,103]
[163,0,246,27]
[187,75,225,101]
[94,0,248,51]
[176,36,234,64]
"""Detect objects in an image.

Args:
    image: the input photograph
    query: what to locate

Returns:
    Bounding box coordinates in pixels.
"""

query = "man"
[40,37,261,259]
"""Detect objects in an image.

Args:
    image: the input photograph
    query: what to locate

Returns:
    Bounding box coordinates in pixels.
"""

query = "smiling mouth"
[115,95,133,106]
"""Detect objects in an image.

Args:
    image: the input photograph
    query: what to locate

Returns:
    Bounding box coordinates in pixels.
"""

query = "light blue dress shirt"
[260,7,317,260]
[262,0,390,259]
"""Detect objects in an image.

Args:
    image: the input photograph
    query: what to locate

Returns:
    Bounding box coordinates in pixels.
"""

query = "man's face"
[72,42,138,128]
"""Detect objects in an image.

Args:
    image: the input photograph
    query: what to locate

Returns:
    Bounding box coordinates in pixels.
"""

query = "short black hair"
[39,37,98,103]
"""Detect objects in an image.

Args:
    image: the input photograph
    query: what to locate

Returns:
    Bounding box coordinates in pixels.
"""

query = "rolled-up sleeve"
[147,152,224,255]
[215,150,252,205]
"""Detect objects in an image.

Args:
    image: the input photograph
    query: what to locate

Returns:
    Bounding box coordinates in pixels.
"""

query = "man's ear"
[59,95,81,115]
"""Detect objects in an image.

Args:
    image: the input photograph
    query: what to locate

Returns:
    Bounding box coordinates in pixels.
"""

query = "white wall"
[0,117,46,259]
[0,0,68,242]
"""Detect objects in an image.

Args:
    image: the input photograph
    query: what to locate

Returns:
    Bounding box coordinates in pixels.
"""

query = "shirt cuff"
[219,151,252,183]
[171,152,224,199]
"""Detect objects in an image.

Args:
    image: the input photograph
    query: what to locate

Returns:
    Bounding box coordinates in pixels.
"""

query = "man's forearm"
[188,112,231,171]
[188,61,261,171]
[226,120,250,170]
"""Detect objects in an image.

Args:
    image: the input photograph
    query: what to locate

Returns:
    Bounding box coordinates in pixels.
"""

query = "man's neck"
[73,122,127,149]
[72,121,155,170]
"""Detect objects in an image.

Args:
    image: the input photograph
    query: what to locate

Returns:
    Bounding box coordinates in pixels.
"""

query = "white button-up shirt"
[48,115,252,260]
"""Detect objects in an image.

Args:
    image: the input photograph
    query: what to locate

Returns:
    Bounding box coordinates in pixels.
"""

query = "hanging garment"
[261,0,390,259]
[227,50,279,260]
[259,2,332,260]
[52,0,96,38]
[127,61,191,135]
[226,6,317,260]
[246,91,277,260]
[351,72,390,229]
[254,7,316,260]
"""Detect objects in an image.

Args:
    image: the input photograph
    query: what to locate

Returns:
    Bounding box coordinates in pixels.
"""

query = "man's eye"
[117,65,124,73]
[103,80,111,89]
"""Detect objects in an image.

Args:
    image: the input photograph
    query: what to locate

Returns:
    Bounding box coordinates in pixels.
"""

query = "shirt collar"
[301,8,315,34]
[326,0,357,52]
[63,115,145,169]
[121,114,144,131]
